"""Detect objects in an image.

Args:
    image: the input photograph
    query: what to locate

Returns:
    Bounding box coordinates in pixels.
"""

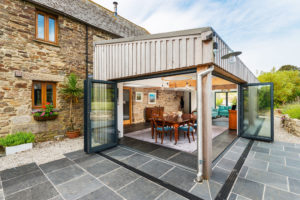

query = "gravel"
[0,137,83,171]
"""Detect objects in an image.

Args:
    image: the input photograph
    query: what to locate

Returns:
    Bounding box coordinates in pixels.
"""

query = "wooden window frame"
[32,81,57,109]
[35,11,58,44]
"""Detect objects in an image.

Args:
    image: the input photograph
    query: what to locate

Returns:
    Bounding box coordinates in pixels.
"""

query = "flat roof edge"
[94,27,213,45]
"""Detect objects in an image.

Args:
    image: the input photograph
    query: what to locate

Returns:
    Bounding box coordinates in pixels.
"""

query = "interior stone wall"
[130,88,184,124]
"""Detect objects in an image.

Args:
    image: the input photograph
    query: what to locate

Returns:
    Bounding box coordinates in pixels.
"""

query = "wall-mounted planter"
[34,115,58,121]
[5,143,33,155]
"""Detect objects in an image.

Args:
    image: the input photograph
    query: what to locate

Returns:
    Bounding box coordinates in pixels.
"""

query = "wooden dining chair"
[178,116,195,143]
[150,113,159,139]
[153,116,173,144]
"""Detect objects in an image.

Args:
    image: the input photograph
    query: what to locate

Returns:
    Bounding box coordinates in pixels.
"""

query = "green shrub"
[0,132,35,147]
[282,104,300,119]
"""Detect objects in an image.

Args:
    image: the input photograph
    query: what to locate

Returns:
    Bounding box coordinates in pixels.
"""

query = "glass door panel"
[123,88,131,124]
[84,79,117,153]
[239,83,274,141]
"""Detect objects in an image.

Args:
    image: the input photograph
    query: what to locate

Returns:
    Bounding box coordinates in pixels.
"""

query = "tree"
[278,65,299,71]
[258,69,300,107]
[60,73,84,131]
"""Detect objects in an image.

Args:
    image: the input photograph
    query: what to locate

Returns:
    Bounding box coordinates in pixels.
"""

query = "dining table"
[150,114,196,145]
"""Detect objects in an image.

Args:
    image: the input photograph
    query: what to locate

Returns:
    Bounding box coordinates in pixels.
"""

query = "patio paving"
[0,138,300,200]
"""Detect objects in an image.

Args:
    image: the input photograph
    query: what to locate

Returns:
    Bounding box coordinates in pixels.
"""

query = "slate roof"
[25,0,149,38]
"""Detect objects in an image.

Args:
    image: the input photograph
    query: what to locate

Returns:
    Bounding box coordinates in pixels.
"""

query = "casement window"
[32,82,56,109]
[35,11,58,44]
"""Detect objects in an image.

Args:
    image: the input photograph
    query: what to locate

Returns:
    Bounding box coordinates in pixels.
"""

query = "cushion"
[156,127,173,132]
[179,126,194,132]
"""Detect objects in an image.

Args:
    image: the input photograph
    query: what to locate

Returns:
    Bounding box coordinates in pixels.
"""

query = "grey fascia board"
[94,27,213,46]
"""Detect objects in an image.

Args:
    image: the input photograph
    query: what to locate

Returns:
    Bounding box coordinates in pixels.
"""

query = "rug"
[125,125,228,153]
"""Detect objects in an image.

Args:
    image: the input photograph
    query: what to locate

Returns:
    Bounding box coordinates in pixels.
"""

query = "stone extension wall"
[0,0,117,141]
[282,115,300,137]
[131,88,184,123]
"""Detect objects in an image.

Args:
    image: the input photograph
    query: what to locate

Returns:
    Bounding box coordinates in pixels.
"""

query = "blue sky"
[93,0,300,75]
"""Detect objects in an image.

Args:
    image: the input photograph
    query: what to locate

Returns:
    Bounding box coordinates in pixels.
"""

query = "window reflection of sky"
[38,14,44,39]
[49,18,55,42]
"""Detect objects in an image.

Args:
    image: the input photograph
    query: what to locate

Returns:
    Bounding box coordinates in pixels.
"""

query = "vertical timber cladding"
[93,28,214,81]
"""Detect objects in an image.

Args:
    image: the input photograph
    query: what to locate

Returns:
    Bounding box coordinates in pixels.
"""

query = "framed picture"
[135,92,143,102]
[148,92,157,104]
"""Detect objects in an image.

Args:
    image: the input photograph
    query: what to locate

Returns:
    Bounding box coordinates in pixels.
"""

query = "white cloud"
[92,0,300,74]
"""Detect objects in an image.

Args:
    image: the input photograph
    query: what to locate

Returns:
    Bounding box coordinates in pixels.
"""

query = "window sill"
[33,39,60,47]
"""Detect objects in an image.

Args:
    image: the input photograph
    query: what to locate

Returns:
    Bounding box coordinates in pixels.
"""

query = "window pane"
[216,92,226,107]
[34,83,42,106]
[37,14,44,39]
[46,84,53,104]
[228,92,237,106]
[49,18,55,42]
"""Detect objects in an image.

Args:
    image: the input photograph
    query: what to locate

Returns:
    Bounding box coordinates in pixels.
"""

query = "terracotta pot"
[66,129,80,139]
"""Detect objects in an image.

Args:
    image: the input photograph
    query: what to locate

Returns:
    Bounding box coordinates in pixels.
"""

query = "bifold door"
[84,79,118,153]
[239,83,274,142]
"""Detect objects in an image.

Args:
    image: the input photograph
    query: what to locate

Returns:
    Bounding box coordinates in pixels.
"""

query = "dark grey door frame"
[238,82,274,142]
[84,78,118,153]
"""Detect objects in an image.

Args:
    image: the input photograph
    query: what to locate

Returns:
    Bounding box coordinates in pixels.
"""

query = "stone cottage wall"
[0,0,116,141]
[131,88,184,123]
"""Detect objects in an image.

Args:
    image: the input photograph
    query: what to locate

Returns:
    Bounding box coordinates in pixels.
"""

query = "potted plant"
[0,132,35,155]
[60,73,83,138]
[33,102,58,121]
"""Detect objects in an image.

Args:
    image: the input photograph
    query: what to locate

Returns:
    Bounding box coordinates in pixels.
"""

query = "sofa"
[218,106,232,117]
[212,108,218,118]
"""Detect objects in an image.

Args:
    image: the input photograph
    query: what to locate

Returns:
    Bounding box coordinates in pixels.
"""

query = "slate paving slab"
[47,164,85,185]
[138,160,173,178]
[64,150,90,161]
[157,190,187,200]
[245,168,288,191]
[118,177,165,200]
[5,181,58,200]
[286,157,300,169]
[2,170,47,196]
[210,167,230,184]
[270,149,299,158]
[223,151,242,161]
[217,158,236,171]
[244,157,268,171]
[99,167,140,190]
[0,163,39,181]
[289,178,300,195]
[208,180,222,199]
[77,186,124,200]
[40,158,73,174]
[268,163,300,180]
[168,152,197,169]
[73,154,104,168]
[264,186,300,200]
[160,167,195,192]
[190,181,211,200]
[56,174,102,200]
[251,146,270,154]
[84,159,120,177]
[121,153,152,168]
[149,147,179,160]
[254,152,285,165]
[232,177,264,200]
[107,148,135,160]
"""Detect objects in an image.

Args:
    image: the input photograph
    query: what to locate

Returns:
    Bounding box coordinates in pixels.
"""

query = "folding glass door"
[84,79,118,153]
[239,83,274,141]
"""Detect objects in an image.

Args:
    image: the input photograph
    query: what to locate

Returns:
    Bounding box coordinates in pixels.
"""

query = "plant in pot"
[0,132,35,155]
[33,102,58,121]
[60,73,83,139]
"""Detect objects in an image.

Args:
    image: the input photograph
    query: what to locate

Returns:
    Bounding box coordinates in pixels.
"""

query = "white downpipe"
[196,66,214,183]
